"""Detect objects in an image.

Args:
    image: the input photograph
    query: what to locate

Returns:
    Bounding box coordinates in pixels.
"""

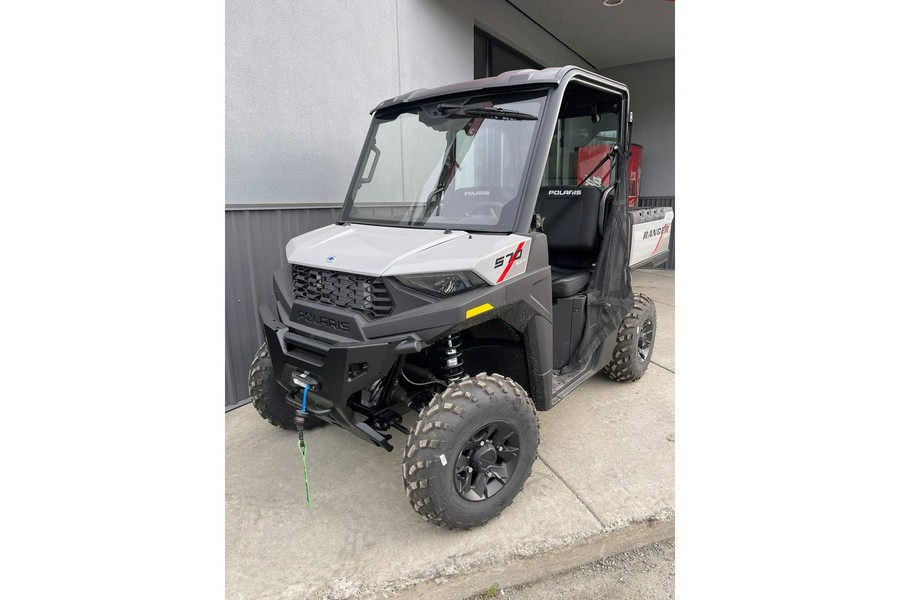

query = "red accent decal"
[497,242,525,283]
[651,224,667,256]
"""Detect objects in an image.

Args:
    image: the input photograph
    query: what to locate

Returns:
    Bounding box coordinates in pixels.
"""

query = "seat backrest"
[535,186,603,253]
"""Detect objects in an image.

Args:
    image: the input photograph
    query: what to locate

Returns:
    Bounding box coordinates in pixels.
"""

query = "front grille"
[292,265,394,320]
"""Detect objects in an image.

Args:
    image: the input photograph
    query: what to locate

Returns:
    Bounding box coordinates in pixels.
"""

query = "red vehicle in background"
[577,143,643,207]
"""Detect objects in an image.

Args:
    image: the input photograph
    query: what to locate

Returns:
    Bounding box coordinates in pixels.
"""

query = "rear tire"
[603,293,657,382]
[402,373,539,530]
[248,342,326,430]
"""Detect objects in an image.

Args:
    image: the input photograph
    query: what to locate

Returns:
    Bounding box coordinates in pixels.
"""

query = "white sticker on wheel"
[439,453,447,466]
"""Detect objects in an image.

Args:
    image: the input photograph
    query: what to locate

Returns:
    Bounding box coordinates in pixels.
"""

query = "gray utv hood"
[285,224,468,276]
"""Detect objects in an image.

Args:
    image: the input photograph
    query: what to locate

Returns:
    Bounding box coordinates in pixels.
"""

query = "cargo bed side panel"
[629,207,674,268]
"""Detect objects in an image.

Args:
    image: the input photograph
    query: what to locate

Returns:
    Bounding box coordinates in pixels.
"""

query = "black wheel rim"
[637,317,654,362]
[454,421,520,502]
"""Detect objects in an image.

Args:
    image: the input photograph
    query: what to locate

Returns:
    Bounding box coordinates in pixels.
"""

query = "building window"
[474,29,542,79]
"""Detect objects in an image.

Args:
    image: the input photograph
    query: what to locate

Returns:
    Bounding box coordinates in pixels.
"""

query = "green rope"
[298,440,311,507]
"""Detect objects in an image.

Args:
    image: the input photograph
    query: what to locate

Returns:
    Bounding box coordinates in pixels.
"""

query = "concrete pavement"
[226,268,674,600]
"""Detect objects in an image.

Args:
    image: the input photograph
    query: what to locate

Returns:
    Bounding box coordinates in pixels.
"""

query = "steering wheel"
[469,202,505,220]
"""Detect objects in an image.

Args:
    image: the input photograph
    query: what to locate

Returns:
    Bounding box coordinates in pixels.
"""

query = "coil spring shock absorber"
[439,333,465,382]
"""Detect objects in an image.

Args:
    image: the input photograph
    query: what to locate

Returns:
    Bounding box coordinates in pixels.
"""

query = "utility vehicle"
[248,66,673,529]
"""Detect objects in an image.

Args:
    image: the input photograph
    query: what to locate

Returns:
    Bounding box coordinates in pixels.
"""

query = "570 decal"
[493,241,526,283]
[493,247,524,269]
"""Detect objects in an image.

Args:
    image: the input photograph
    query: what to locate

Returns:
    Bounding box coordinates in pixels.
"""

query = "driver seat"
[551,267,591,296]
[536,185,604,297]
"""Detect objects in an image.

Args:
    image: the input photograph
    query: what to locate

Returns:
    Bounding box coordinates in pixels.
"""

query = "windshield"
[343,90,548,232]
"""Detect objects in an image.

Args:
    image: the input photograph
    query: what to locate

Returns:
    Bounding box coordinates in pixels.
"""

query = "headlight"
[394,271,486,297]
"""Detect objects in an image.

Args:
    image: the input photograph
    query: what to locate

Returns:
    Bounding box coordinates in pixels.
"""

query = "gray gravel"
[467,539,675,600]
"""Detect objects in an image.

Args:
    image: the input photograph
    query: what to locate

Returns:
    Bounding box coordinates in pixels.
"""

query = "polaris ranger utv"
[248,66,673,529]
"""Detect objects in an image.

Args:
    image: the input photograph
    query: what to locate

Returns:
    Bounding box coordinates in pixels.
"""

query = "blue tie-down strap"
[298,385,311,506]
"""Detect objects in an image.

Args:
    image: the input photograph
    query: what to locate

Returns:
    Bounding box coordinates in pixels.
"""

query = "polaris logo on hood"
[464,190,490,196]
[547,189,581,196]
[642,224,670,240]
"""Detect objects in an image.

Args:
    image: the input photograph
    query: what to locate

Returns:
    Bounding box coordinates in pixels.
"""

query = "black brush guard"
[258,304,413,450]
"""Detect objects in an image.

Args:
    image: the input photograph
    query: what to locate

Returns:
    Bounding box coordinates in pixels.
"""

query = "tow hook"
[291,370,320,391]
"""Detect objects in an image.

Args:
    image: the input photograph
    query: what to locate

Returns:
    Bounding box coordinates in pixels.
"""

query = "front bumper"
[258,303,417,448]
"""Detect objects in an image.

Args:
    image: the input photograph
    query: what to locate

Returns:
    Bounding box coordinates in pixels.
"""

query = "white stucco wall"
[225,0,591,205]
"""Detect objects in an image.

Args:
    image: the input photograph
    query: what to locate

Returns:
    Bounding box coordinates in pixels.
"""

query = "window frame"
[474,29,543,79]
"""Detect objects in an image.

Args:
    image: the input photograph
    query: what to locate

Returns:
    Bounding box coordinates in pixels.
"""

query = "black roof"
[370,65,628,115]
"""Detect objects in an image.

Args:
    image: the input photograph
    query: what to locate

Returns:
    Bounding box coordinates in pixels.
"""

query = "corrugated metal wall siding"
[224,197,675,406]
[225,206,342,406]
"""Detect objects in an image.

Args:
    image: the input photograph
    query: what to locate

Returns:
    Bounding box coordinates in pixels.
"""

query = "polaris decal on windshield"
[494,241,526,283]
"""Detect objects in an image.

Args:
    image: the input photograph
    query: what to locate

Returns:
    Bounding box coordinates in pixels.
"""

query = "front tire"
[402,373,539,530]
[248,342,326,430]
[603,293,657,382]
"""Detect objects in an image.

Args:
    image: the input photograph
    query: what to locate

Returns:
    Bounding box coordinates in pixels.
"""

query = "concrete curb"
[388,518,674,600]
[262,517,674,600]
[334,518,675,600]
